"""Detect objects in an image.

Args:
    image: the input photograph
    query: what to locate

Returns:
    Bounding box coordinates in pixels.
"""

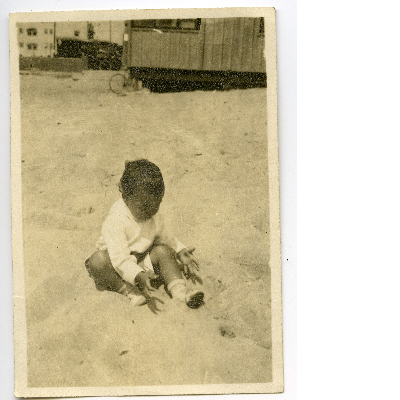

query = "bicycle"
[109,69,142,95]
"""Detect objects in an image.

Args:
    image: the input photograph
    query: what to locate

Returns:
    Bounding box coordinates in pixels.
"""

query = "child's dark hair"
[120,159,165,200]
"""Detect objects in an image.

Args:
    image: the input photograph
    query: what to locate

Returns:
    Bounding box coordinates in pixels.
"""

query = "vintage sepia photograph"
[10,7,282,397]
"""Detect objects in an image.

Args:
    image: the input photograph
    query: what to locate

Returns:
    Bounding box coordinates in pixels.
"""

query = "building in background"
[55,21,89,41]
[17,22,56,57]
[53,21,124,45]
[55,21,125,70]
[90,21,125,45]
[16,21,125,58]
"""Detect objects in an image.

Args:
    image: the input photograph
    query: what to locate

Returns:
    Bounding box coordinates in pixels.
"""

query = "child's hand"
[135,270,159,298]
[177,247,200,277]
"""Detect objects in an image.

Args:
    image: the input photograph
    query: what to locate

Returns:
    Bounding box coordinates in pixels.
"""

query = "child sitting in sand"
[85,159,204,309]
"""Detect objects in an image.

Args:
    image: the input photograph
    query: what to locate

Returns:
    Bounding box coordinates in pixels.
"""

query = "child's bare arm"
[177,247,200,276]
[135,270,159,298]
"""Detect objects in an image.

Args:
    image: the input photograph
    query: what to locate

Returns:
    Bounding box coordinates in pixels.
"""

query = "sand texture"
[19,70,271,388]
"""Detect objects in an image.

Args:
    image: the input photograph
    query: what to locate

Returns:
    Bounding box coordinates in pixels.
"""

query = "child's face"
[124,193,162,222]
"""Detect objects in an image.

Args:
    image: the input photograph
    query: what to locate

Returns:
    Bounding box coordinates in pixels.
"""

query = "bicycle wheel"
[109,74,126,95]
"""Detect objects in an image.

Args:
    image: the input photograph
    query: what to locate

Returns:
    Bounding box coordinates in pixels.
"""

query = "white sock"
[118,282,144,299]
[127,292,147,306]
[117,282,131,296]
[167,279,186,301]
[118,283,147,306]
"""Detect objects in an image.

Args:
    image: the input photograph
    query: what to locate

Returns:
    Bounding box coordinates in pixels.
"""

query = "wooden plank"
[134,31,142,67]
[159,31,168,68]
[211,18,224,70]
[151,32,160,68]
[185,34,193,68]
[240,18,254,72]
[175,33,183,69]
[230,18,244,71]
[253,17,266,72]
[250,18,265,72]
[254,24,266,72]
[171,34,181,68]
[147,33,155,67]
[146,33,155,67]
[188,33,199,69]
[258,17,266,73]
[166,32,175,69]
[249,19,257,72]
[202,18,214,70]
[253,38,265,72]
[142,32,155,67]
[177,33,191,69]
[153,32,162,67]
[198,18,207,70]
[141,32,152,67]
[130,30,141,66]
[221,18,234,70]
[159,31,171,69]
[138,31,144,66]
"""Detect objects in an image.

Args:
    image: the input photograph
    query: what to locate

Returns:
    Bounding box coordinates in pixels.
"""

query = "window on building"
[50,29,53,34]
[19,28,23,34]
[131,20,156,29]
[45,28,48,34]
[27,43,38,50]
[157,20,177,29]
[20,42,24,48]
[27,28,37,36]
[74,30,80,37]
[131,18,201,31]
[177,19,201,30]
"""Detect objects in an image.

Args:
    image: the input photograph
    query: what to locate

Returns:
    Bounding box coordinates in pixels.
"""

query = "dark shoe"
[186,291,204,309]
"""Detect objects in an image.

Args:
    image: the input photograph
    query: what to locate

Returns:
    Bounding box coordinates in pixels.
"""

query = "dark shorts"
[84,245,163,288]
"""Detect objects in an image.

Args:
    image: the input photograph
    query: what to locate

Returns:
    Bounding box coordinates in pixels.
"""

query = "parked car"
[56,38,122,70]
[81,41,122,70]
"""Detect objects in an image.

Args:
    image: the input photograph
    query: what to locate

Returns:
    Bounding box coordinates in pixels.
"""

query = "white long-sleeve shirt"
[96,198,186,285]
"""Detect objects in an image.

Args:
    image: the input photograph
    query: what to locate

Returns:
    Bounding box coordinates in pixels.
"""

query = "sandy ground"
[19,70,271,388]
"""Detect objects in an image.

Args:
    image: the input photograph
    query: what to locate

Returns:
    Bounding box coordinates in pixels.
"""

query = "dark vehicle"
[55,38,83,58]
[56,38,122,70]
[81,41,122,70]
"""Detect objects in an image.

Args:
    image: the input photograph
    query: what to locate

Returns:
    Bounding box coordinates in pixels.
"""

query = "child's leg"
[149,245,204,308]
[149,244,183,286]
[86,250,126,292]
[86,250,147,306]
